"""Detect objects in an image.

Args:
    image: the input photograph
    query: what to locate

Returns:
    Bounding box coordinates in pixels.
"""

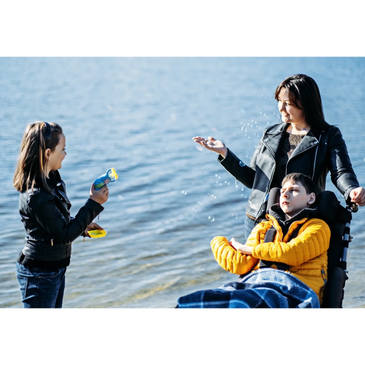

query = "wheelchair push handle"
[346,197,358,213]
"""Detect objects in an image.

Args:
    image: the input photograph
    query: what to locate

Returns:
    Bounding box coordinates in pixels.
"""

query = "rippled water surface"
[1,57,365,308]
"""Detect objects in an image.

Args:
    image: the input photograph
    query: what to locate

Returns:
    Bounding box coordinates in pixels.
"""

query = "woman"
[13,121,109,308]
[193,74,365,238]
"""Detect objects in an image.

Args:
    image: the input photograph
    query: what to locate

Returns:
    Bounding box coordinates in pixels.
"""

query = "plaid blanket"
[176,269,320,308]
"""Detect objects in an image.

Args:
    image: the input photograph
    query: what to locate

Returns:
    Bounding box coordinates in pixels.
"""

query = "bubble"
[181,191,187,195]
[118,195,124,200]
[196,145,204,152]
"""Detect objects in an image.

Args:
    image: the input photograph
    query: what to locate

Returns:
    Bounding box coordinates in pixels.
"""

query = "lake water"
[1,57,365,308]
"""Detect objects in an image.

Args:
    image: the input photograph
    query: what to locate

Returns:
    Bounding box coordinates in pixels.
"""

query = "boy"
[177,173,331,308]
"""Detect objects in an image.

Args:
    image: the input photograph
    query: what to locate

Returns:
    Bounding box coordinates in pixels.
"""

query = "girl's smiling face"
[46,133,67,175]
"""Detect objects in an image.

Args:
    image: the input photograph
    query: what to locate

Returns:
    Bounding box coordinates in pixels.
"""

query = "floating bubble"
[118,195,124,200]
[196,145,204,151]
[181,191,187,195]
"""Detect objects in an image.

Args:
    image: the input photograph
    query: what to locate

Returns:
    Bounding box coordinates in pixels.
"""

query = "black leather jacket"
[18,171,104,267]
[219,123,359,221]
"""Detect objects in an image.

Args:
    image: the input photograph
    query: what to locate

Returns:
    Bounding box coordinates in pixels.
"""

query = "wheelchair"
[266,187,357,308]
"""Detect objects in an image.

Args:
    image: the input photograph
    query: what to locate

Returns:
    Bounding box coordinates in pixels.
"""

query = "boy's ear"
[308,192,316,205]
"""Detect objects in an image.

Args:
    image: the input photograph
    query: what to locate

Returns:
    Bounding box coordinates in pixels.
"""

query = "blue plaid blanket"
[176,269,320,308]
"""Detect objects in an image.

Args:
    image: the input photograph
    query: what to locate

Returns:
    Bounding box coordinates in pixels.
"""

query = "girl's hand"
[90,184,109,205]
[192,136,228,158]
[84,222,104,238]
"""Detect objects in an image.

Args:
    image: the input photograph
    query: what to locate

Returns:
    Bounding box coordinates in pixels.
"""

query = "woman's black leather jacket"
[218,122,359,222]
[18,170,104,267]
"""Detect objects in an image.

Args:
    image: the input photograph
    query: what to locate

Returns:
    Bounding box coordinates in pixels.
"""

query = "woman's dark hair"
[275,74,330,132]
[13,121,63,192]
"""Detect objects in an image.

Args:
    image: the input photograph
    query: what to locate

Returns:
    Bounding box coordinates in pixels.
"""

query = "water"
[1,57,365,308]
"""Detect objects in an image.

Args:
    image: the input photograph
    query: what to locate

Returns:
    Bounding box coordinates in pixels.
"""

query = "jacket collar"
[263,123,323,160]
[268,203,318,235]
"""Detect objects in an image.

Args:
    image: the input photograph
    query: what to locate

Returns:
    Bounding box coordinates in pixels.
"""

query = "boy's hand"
[90,184,109,205]
[229,238,253,255]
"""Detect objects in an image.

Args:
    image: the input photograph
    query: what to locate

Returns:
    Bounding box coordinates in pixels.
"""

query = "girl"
[13,121,109,308]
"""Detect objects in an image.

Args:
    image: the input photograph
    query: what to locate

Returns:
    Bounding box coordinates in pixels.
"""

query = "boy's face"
[280,180,315,218]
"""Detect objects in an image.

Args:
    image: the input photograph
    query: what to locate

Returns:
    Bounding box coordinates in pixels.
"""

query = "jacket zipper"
[311,134,322,180]
[257,140,277,221]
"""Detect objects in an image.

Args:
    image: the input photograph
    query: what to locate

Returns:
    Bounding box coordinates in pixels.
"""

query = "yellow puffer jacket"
[211,215,331,304]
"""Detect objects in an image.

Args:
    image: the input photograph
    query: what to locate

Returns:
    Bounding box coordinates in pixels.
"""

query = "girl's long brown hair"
[13,121,63,193]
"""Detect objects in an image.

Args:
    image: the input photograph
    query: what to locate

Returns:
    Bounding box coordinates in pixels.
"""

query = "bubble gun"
[93,168,118,190]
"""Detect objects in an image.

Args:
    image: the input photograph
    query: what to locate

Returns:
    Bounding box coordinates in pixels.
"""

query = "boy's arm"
[210,236,258,275]
[210,222,268,275]
[251,219,331,266]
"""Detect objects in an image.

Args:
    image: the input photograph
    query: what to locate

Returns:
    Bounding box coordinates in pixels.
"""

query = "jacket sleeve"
[251,219,331,266]
[217,148,257,188]
[30,194,104,245]
[210,228,264,275]
[327,127,359,200]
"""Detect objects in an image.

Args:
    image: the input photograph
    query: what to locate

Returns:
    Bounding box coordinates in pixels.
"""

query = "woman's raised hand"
[192,136,228,158]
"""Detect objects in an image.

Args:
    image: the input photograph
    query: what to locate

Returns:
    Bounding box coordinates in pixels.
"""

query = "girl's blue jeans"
[16,262,66,308]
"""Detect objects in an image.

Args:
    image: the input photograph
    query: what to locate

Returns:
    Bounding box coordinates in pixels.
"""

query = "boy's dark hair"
[281,173,316,195]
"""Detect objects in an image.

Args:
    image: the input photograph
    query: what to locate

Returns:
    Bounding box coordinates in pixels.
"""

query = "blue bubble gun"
[94,168,118,190]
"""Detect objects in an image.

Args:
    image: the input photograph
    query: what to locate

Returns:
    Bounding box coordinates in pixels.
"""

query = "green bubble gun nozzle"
[94,168,118,190]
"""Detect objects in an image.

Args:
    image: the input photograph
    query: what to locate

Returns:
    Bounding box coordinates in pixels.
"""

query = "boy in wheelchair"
[177,173,349,308]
